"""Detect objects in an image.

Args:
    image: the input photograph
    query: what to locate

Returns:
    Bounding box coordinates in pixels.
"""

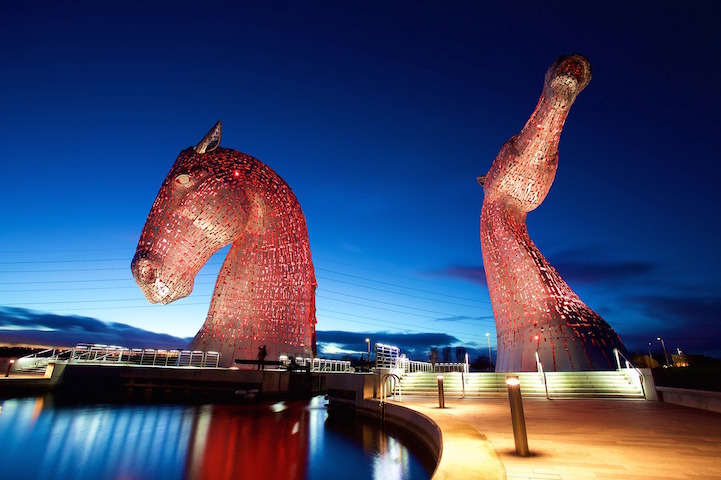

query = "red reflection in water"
[186,404,308,480]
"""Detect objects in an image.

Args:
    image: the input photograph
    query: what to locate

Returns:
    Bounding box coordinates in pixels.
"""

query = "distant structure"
[131,122,316,367]
[478,55,626,372]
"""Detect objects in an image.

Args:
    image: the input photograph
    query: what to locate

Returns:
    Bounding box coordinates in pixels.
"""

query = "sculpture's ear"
[477,175,486,186]
[194,120,222,154]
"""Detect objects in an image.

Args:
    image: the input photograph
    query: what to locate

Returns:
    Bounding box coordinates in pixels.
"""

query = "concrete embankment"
[656,386,721,413]
[0,362,325,401]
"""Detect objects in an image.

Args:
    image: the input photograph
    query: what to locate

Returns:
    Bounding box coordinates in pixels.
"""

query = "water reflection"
[0,396,192,479]
[185,401,310,479]
[0,396,431,480]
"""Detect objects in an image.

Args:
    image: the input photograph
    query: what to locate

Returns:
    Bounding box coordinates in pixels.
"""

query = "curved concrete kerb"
[326,372,506,479]
[392,401,506,480]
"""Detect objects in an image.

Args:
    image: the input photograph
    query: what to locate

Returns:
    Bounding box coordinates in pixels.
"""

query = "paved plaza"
[396,397,721,479]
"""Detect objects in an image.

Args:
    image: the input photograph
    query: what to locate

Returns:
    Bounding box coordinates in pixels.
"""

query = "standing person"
[257,345,267,370]
[430,348,438,372]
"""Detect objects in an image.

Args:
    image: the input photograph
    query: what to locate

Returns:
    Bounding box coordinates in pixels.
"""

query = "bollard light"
[506,375,529,456]
[437,375,445,408]
[5,359,15,377]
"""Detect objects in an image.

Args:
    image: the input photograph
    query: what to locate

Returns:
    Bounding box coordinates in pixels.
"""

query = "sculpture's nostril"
[559,60,584,81]
[139,260,156,283]
[554,55,591,87]
[132,255,157,285]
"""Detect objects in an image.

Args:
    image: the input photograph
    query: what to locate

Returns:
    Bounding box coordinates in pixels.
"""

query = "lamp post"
[365,338,370,362]
[657,337,670,367]
[486,333,493,371]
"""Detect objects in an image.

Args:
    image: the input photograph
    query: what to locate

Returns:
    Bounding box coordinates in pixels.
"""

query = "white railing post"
[614,348,621,370]
[535,350,549,399]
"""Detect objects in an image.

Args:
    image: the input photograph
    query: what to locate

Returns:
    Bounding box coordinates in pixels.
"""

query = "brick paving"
[394,397,721,479]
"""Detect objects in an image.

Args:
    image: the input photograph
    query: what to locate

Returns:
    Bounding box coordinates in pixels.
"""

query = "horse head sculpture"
[480,55,627,372]
[131,122,317,367]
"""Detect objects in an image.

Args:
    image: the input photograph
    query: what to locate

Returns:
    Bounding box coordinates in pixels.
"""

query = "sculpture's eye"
[175,174,191,186]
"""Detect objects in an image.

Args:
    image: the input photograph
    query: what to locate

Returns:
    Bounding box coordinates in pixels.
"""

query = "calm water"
[0,395,433,480]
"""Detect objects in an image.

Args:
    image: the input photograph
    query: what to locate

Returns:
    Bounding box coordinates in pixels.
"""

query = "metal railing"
[310,357,351,372]
[380,373,402,402]
[395,356,468,374]
[11,348,73,373]
[396,358,434,373]
[433,362,469,373]
[14,344,355,374]
[375,343,400,369]
[614,348,646,398]
[274,356,351,372]
[535,351,550,399]
[67,344,221,368]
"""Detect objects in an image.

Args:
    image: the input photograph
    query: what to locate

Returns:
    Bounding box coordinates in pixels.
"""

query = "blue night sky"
[1,1,720,361]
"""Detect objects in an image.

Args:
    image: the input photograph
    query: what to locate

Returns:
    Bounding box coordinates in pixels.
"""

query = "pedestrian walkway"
[393,397,721,479]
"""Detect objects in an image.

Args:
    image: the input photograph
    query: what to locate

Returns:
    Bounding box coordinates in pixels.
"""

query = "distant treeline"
[0,346,48,358]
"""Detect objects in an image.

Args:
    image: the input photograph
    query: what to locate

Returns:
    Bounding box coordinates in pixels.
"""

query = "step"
[396,370,644,399]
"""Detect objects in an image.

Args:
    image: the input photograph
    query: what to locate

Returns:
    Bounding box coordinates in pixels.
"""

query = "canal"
[0,394,434,479]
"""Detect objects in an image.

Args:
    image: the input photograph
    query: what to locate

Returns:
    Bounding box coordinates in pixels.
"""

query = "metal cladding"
[131,122,316,367]
[479,55,626,372]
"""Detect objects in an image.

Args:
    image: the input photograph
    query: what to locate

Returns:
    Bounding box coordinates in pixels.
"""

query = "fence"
[67,344,221,368]
[311,358,351,372]
[276,356,350,372]
[13,344,353,374]
[10,344,221,369]
[397,357,468,373]
[375,343,400,369]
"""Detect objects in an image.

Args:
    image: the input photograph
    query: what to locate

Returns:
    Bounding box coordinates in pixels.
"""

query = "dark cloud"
[551,258,657,285]
[618,294,721,357]
[626,294,721,323]
[316,330,486,361]
[0,307,192,349]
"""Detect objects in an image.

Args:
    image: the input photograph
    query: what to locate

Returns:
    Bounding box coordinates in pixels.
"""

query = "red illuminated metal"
[132,121,316,367]
[479,55,626,372]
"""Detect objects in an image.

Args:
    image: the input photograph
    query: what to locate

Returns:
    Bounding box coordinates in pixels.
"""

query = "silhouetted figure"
[430,348,438,371]
[257,345,267,370]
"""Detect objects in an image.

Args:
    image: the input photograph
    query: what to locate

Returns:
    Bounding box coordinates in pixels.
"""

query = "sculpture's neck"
[515,93,573,161]
[481,201,542,300]
[481,198,584,320]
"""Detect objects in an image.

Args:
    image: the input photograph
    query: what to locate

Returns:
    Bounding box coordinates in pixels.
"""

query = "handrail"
[614,348,646,398]
[380,373,402,403]
[310,358,351,372]
[535,351,550,399]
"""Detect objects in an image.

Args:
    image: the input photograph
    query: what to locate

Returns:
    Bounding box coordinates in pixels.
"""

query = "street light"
[365,338,370,361]
[486,333,493,371]
[657,337,670,367]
